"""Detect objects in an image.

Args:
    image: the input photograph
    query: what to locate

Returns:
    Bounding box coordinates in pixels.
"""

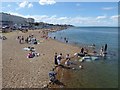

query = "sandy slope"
[2,30,81,88]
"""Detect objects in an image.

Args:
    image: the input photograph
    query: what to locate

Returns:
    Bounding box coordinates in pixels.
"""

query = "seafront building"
[0,12,34,29]
[0,12,73,32]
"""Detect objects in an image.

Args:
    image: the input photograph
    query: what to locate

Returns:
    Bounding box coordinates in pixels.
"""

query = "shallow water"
[48,27,118,88]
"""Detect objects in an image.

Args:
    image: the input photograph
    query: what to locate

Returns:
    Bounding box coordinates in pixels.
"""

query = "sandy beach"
[0,33,2,89]
[2,29,83,88]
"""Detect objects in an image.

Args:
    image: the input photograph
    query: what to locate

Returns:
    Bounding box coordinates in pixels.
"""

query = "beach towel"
[23,48,30,51]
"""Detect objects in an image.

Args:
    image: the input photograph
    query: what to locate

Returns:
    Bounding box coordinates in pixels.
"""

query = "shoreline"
[2,28,94,88]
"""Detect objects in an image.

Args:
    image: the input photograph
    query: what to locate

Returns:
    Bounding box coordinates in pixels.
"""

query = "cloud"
[19,0,29,8]
[39,0,56,5]
[102,7,115,10]
[28,3,33,8]
[110,15,120,21]
[6,12,118,26]
[96,15,107,20]
[17,0,33,9]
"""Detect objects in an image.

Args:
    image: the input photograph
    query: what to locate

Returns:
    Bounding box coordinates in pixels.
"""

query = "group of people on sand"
[48,52,83,85]
[27,46,40,58]
[23,46,40,58]
[25,34,38,44]
[40,31,49,39]
[54,53,72,67]
[17,36,24,44]
[17,34,39,45]
[48,53,71,85]
[17,34,41,58]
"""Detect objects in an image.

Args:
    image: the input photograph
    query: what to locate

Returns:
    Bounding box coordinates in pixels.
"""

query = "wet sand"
[2,29,83,88]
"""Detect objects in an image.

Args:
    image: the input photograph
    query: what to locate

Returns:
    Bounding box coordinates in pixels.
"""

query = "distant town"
[0,12,73,33]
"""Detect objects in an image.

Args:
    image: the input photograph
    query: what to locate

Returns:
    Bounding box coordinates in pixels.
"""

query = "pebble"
[72,68,75,70]
[79,65,83,69]
[42,84,48,88]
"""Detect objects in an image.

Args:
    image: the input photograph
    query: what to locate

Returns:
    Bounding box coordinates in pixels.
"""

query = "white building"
[0,12,34,29]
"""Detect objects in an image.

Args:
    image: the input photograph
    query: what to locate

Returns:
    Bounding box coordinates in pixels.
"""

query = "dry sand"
[2,30,82,88]
[0,33,2,89]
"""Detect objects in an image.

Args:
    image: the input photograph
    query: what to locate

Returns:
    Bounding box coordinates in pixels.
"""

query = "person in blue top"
[49,68,57,84]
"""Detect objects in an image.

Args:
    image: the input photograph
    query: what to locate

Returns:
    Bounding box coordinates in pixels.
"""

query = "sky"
[1,0,119,26]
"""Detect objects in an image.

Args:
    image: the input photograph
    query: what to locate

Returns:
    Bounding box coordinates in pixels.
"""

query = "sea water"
[48,27,118,88]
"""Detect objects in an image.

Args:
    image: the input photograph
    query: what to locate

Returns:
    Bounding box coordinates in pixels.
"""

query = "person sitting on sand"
[49,68,57,84]
[29,47,35,52]
[2,36,7,40]
[27,52,33,58]
[31,51,40,57]
[33,39,38,44]
[27,50,39,58]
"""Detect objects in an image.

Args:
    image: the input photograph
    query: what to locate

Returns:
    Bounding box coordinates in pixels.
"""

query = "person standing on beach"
[104,44,107,52]
[65,54,71,61]
[21,36,24,43]
[80,48,84,54]
[100,46,104,56]
[65,54,71,66]
[54,53,58,65]
[64,37,66,42]
[65,39,68,43]
[54,36,56,39]
[57,53,63,65]
[19,36,22,44]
